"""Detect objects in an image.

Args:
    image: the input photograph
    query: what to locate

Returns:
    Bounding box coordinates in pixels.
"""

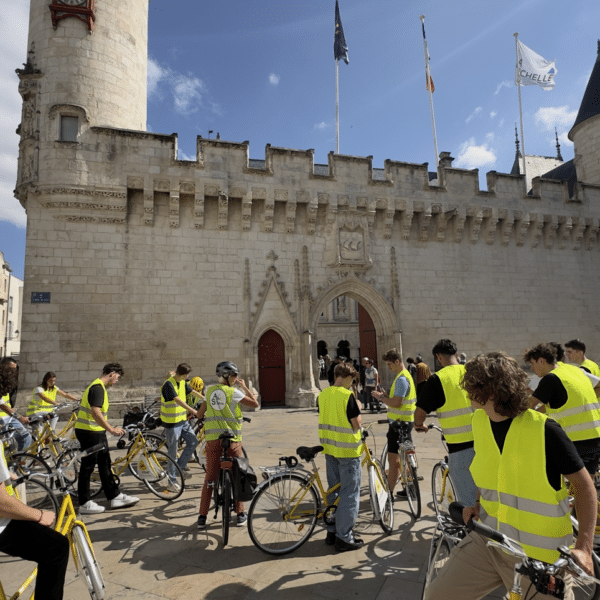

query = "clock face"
[58,0,86,5]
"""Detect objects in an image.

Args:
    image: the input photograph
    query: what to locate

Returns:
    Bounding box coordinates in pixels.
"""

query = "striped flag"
[334,0,349,65]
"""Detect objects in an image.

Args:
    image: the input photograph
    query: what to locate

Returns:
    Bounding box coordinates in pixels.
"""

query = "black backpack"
[232,456,257,502]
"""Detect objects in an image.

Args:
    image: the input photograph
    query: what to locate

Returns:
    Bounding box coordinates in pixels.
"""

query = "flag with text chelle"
[515,40,557,90]
[334,0,349,65]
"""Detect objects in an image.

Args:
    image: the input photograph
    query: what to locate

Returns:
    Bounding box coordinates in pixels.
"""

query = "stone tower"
[569,41,600,185]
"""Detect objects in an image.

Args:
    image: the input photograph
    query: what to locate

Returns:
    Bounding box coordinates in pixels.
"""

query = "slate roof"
[570,40,600,135]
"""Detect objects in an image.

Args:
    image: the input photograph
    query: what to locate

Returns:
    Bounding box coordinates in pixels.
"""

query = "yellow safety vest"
[75,379,108,432]
[436,364,474,444]
[160,377,188,425]
[1,445,14,497]
[318,386,362,458]
[582,359,600,378]
[386,369,417,422]
[0,394,10,419]
[470,409,572,563]
[545,365,600,442]
[26,387,58,416]
[204,384,243,443]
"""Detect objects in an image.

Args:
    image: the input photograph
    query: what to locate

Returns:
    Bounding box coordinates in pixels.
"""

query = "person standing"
[318,361,363,551]
[0,358,31,452]
[414,355,431,398]
[414,339,477,506]
[363,358,380,413]
[565,339,600,377]
[196,361,258,530]
[74,363,139,514]
[26,372,79,432]
[160,363,204,492]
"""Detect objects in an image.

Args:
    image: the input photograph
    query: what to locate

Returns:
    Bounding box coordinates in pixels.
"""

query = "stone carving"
[154,180,169,192]
[401,210,414,241]
[584,219,599,251]
[180,182,195,194]
[339,229,364,262]
[127,177,144,189]
[572,218,587,251]
[21,97,36,139]
[557,216,573,250]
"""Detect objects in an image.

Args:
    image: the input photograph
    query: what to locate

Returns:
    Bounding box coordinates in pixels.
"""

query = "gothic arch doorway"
[258,329,286,406]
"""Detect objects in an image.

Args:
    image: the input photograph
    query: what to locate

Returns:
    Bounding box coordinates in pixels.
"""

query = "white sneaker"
[166,482,181,493]
[80,500,106,514]
[110,493,140,509]
[181,470,192,480]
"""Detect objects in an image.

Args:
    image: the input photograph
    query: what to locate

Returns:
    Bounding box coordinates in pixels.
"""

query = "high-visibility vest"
[545,365,600,442]
[386,369,416,422]
[1,445,14,497]
[582,359,600,378]
[436,364,474,444]
[318,386,362,458]
[26,387,58,416]
[204,384,243,443]
[75,379,108,432]
[160,377,188,425]
[470,409,572,563]
[0,394,10,420]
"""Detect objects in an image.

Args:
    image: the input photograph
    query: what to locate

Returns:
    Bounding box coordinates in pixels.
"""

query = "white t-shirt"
[34,385,60,396]
[0,447,12,534]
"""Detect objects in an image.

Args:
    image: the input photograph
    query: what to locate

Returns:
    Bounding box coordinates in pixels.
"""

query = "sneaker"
[237,512,248,527]
[110,493,140,509]
[334,536,365,552]
[325,531,336,545]
[197,515,207,530]
[166,482,181,493]
[80,500,105,515]
[182,465,191,471]
[396,489,408,499]
[180,470,192,480]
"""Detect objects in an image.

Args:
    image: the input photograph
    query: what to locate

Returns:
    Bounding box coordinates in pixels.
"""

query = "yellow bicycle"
[428,424,458,519]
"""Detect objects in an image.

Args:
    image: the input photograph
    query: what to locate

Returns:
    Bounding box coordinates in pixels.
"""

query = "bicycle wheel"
[15,476,60,520]
[421,535,452,600]
[431,462,457,519]
[380,443,402,492]
[404,461,421,519]
[126,435,165,479]
[248,473,319,555]
[9,452,52,481]
[368,458,394,534]
[139,450,184,500]
[71,524,106,600]
[56,448,79,485]
[222,469,232,546]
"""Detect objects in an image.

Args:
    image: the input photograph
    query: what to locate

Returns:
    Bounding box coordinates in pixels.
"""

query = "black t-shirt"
[87,384,105,408]
[161,380,192,402]
[318,391,361,423]
[489,417,584,491]
[416,374,474,454]
[532,373,568,409]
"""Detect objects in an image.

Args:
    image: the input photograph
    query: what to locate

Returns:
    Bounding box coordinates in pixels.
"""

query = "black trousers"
[0,520,69,600]
[74,428,119,504]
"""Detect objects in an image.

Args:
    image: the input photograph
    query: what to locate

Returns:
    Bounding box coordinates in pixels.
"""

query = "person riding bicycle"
[26,371,79,433]
[0,358,32,452]
[74,363,139,514]
[423,351,596,600]
[0,362,70,600]
[196,361,258,530]
[371,348,417,497]
[318,361,363,551]
[414,339,478,506]
[160,363,205,492]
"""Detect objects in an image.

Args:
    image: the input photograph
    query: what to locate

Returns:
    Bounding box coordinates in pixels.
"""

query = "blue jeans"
[2,416,33,452]
[448,446,478,507]
[325,454,361,543]
[164,420,198,483]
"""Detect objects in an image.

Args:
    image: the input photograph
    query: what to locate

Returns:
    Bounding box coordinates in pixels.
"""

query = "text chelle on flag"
[515,40,557,91]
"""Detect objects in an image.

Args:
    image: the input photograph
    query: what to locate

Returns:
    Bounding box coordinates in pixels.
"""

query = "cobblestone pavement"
[1,403,506,600]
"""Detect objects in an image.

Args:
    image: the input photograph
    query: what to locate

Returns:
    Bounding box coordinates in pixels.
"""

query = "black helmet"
[216,361,238,379]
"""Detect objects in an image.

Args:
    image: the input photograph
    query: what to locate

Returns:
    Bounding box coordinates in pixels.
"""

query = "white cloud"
[172,74,203,114]
[269,73,280,86]
[490,111,497,118]
[494,80,512,95]
[314,121,328,130]
[178,150,196,161]
[498,118,505,128]
[466,106,482,124]
[534,105,577,130]
[557,131,573,147]
[147,58,167,97]
[485,132,495,142]
[455,137,497,170]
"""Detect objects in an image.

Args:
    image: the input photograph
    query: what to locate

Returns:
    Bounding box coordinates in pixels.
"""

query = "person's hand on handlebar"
[414,423,428,433]
[570,548,594,576]
[111,426,125,436]
[463,502,480,525]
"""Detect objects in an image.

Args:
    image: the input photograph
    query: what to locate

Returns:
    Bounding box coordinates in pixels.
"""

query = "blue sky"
[2,0,599,280]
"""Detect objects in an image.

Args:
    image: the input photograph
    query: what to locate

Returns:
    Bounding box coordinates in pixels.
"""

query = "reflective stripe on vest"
[470,409,572,563]
[160,377,188,424]
[75,379,108,432]
[545,365,600,442]
[386,369,417,423]
[26,387,58,416]
[582,359,600,378]
[204,384,243,442]
[436,364,474,444]
[318,386,362,458]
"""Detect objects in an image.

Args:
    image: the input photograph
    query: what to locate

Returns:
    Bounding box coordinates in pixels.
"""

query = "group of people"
[317,337,600,599]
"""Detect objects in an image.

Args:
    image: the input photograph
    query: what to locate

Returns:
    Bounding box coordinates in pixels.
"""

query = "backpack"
[232,456,257,502]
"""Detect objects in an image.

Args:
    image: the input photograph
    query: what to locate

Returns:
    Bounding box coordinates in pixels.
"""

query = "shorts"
[386,421,413,454]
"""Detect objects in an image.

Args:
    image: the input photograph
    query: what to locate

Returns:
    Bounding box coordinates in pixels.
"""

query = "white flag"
[515,40,557,91]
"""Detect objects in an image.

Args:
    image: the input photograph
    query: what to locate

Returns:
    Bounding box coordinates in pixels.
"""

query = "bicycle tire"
[421,535,452,600]
[126,434,165,479]
[9,452,52,483]
[431,462,457,519]
[247,473,319,555]
[380,443,402,492]
[56,448,79,485]
[368,458,394,534]
[404,461,421,519]
[222,469,232,546]
[72,524,106,600]
[15,476,60,520]
[140,450,185,500]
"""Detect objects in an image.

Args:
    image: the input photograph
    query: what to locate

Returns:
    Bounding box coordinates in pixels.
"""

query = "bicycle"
[379,419,421,519]
[247,422,393,555]
[428,424,458,519]
[1,425,54,484]
[422,501,600,600]
[0,443,107,600]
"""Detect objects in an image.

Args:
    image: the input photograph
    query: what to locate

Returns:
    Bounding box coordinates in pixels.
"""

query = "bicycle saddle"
[218,431,235,440]
[296,446,324,461]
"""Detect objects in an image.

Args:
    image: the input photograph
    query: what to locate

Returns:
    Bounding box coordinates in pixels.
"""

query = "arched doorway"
[258,329,286,406]
[358,303,378,367]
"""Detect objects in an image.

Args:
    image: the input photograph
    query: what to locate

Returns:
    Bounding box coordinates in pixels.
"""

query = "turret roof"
[569,40,600,138]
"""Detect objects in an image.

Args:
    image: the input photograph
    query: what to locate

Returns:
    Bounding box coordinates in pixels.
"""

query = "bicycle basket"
[122,409,145,428]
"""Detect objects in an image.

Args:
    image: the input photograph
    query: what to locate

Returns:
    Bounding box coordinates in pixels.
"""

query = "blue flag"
[334,1,349,65]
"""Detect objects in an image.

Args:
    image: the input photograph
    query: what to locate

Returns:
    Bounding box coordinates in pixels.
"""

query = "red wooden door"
[258,329,286,406]
[358,303,378,368]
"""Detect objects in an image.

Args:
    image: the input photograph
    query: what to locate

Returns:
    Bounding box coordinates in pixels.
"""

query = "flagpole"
[420,15,439,167]
[335,59,340,154]
[514,32,527,192]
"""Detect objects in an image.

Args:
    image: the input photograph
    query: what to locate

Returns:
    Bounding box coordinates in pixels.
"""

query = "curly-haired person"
[423,351,596,600]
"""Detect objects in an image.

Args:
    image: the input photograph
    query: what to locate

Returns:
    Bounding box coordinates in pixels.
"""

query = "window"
[60,116,78,141]
[8,296,12,313]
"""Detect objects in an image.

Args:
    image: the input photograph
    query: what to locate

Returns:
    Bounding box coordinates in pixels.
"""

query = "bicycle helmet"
[190,376,204,393]
[216,361,238,379]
